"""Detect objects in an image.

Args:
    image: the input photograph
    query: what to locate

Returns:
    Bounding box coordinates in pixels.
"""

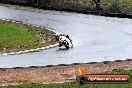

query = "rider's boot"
[58,42,62,47]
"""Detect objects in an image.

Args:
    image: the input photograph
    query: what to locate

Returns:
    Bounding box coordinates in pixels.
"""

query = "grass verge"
[0,20,56,53]
[1,69,132,88]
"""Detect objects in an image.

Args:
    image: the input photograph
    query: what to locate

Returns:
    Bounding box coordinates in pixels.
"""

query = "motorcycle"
[58,35,73,49]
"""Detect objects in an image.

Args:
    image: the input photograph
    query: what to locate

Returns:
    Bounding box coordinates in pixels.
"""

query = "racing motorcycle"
[58,35,73,49]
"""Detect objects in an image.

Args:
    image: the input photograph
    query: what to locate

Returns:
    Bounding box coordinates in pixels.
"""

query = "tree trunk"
[93,0,101,15]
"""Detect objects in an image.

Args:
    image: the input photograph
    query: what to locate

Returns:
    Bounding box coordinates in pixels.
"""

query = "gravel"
[0,60,132,86]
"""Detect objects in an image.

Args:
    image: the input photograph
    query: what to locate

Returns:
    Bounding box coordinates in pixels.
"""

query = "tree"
[93,0,101,15]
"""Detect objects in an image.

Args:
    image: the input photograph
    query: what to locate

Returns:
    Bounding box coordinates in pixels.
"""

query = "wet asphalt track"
[0,6,132,68]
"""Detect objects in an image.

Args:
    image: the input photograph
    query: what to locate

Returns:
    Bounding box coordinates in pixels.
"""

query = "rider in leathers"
[55,33,72,47]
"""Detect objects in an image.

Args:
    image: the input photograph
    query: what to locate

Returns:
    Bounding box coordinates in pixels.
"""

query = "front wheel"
[65,45,69,49]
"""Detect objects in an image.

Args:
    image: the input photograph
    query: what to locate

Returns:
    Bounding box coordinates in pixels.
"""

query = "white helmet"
[55,33,60,37]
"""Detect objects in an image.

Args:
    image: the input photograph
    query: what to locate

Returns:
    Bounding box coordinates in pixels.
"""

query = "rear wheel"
[65,45,69,49]
[64,40,69,49]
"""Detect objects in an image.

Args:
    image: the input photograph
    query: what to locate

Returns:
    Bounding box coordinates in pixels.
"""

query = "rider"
[55,32,72,46]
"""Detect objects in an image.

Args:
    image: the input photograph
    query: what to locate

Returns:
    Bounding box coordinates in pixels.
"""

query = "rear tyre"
[63,40,69,49]
[65,45,69,49]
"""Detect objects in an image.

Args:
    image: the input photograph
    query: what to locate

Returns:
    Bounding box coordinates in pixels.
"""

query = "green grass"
[1,69,132,88]
[101,0,132,5]
[0,20,56,53]
[0,23,38,48]
[102,0,132,8]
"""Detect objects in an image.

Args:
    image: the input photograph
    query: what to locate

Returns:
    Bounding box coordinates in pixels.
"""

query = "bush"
[108,0,123,13]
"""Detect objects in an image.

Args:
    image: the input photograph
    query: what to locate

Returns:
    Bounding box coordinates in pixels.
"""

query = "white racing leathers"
[59,35,73,49]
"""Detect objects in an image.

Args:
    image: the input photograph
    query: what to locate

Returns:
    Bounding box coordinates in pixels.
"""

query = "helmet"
[55,33,60,37]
